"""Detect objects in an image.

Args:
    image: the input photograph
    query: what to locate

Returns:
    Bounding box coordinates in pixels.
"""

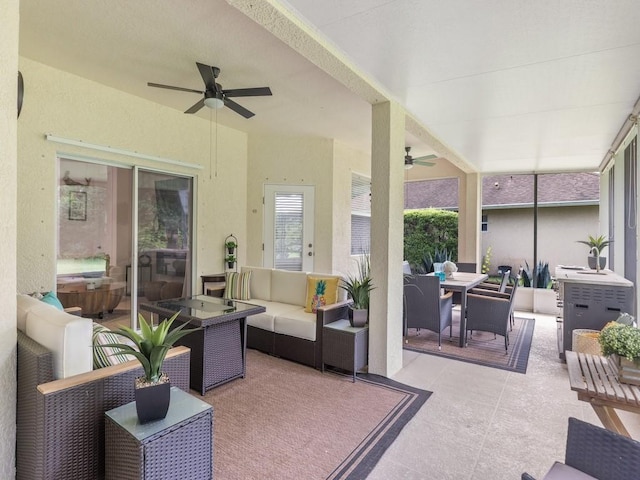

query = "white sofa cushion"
[242,266,272,301]
[274,308,317,341]
[17,294,45,332]
[271,269,308,306]
[25,303,93,379]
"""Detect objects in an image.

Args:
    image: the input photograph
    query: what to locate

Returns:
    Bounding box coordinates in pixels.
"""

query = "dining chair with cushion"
[465,273,520,350]
[522,417,640,480]
[403,274,453,349]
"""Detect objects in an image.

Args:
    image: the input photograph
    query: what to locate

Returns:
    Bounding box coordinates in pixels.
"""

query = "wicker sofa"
[15,294,191,480]
[240,266,350,369]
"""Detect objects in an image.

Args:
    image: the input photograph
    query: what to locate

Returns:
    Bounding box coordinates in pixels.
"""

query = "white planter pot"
[533,288,560,315]
[514,287,533,312]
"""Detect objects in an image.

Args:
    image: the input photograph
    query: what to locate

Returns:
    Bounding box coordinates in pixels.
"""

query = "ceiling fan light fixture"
[404,161,413,170]
[204,95,224,109]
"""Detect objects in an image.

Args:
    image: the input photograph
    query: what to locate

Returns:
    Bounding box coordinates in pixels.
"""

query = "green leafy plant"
[99,313,200,384]
[225,254,236,263]
[340,255,374,310]
[403,208,458,270]
[599,321,640,361]
[521,260,551,288]
[577,235,611,253]
[225,241,237,249]
[421,247,452,273]
[481,246,492,274]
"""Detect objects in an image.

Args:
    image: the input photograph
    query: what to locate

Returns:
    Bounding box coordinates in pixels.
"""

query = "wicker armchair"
[403,274,453,349]
[522,417,640,480]
[16,329,191,480]
[465,273,520,350]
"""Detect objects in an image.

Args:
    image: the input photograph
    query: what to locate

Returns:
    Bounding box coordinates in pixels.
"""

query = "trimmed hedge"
[404,209,458,270]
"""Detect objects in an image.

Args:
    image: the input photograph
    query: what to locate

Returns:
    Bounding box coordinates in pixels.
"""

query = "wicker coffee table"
[140,295,265,394]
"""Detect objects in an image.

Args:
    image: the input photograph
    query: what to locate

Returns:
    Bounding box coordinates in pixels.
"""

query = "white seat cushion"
[274,308,317,341]
[271,270,308,306]
[246,300,303,332]
[242,266,272,301]
[542,461,597,479]
[25,303,93,379]
[17,294,45,332]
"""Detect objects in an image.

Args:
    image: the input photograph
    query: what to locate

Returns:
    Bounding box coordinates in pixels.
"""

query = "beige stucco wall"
[17,58,248,294]
[481,205,599,274]
[332,141,371,276]
[0,0,18,475]
[246,133,337,273]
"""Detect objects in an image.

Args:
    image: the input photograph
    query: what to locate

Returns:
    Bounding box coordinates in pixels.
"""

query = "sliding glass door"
[57,158,193,329]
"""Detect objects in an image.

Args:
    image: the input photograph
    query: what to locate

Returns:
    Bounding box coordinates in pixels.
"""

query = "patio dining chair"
[465,273,520,350]
[403,274,453,349]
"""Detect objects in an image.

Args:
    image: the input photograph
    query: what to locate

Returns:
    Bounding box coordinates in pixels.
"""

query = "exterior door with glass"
[263,184,314,271]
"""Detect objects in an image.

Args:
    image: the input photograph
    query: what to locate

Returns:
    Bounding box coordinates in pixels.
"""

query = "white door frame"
[263,184,315,271]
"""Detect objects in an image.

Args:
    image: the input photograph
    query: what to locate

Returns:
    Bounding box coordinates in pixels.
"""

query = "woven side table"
[322,319,369,382]
[105,387,213,480]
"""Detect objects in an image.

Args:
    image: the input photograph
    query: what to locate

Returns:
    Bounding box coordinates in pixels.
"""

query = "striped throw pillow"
[224,271,252,300]
[92,323,137,369]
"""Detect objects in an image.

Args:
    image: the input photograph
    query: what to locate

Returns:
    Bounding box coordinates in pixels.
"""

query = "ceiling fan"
[148,62,272,118]
[404,147,437,169]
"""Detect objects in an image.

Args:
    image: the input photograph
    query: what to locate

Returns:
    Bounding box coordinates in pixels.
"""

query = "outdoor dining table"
[439,271,489,347]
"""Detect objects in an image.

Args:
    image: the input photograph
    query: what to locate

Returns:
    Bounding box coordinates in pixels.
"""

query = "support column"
[369,101,405,377]
[458,173,481,266]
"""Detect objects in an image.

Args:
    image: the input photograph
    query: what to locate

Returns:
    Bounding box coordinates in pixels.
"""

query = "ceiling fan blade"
[412,154,438,162]
[184,98,205,114]
[148,82,203,94]
[224,98,255,118]
[414,160,435,167]
[223,87,272,98]
[196,62,218,90]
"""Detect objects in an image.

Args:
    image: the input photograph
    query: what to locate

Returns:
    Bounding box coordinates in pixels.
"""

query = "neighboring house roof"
[405,173,600,210]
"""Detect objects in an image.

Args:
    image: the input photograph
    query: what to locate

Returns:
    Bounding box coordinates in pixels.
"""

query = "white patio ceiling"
[18,0,640,174]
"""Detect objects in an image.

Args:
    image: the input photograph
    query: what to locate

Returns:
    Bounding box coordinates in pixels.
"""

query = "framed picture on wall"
[68,191,87,221]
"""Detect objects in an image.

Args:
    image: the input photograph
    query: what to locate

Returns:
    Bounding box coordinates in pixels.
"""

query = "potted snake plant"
[340,255,374,327]
[99,312,199,423]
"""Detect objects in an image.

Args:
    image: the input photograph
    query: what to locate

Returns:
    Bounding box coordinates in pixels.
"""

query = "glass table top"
[145,295,261,321]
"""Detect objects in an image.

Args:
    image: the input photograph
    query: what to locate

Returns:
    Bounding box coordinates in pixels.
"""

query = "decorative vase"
[608,354,640,386]
[134,378,171,424]
[587,255,606,270]
[227,262,235,269]
[227,247,235,255]
[348,307,368,328]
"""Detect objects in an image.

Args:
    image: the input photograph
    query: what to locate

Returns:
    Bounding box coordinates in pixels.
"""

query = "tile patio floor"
[368,312,640,480]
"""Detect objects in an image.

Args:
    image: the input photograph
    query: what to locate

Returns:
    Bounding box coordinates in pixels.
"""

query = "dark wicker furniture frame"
[246,300,352,369]
[522,417,640,480]
[105,387,213,479]
[140,295,266,394]
[322,319,369,382]
[16,329,191,480]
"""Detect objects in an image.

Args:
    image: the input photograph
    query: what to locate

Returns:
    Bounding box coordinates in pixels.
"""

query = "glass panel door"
[136,170,193,312]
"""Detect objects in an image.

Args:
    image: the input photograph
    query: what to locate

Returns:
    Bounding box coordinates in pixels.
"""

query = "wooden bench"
[566,350,640,438]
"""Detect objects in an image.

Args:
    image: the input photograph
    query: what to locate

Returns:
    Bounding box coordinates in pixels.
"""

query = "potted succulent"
[599,316,640,385]
[577,234,611,270]
[99,312,199,423]
[225,254,236,269]
[340,255,374,327]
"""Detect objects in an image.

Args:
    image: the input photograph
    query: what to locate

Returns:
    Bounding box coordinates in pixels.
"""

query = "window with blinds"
[351,173,371,255]
[274,192,304,271]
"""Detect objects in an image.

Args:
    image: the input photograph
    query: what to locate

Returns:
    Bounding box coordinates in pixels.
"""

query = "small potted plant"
[225,254,236,269]
[340,255,374,327]
[225,240,237,255]
[577,234,611,270]
[99,312,199,423]
[599,317,640,385]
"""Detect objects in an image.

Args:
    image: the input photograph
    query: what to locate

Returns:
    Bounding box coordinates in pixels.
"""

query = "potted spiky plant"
[577,234,610,270]
[99,312,199,423]
[340,255,374,327]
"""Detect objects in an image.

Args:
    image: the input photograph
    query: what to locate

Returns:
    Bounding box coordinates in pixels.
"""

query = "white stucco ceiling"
[18,0,640,174]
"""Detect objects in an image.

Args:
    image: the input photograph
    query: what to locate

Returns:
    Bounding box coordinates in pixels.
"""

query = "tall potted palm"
[99,312,199,423]
[340,255,374,327]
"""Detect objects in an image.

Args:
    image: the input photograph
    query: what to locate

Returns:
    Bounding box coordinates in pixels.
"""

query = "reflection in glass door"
[135,170,193,321]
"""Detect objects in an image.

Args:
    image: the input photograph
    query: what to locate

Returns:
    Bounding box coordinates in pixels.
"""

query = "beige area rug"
[404,309,535,374]
[197,349,431,480]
